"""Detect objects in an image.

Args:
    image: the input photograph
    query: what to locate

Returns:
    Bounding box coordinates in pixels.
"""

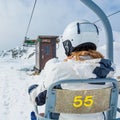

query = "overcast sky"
[0,0,120,51]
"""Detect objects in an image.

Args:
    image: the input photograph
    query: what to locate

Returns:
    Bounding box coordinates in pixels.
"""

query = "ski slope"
[0,58,37,120]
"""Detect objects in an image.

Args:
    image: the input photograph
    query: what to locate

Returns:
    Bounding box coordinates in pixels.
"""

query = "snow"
[0,47,39,120]
[0,32,120,120]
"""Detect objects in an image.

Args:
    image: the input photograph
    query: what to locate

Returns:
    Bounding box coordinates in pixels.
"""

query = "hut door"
[41,43,53,69]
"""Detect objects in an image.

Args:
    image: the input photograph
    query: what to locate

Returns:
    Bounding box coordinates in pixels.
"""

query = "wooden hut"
[35,35,58,72]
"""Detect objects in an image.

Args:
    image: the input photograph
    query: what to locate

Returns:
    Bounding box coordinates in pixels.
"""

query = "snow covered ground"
[0,58,37,120]
[0,37,120,120]
[0,47,41,120]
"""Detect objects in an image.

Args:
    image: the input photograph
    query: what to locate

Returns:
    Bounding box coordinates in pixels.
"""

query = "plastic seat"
[33,78,120,120]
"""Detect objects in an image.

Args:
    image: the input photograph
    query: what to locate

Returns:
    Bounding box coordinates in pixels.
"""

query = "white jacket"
[30,57,115,120]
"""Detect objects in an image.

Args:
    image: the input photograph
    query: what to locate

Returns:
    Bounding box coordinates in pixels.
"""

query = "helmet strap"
[63,40,73,56]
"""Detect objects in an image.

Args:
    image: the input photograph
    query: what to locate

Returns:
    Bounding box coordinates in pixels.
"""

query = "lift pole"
[80,0,113,61]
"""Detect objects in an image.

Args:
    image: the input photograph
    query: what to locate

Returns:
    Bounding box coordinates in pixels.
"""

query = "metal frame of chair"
[34,78,120,120]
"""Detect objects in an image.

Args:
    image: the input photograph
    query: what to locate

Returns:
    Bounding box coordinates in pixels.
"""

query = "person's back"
[28,20,115,120]
[41,51,114,120]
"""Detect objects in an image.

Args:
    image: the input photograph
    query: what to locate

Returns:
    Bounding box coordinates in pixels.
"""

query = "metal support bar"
[80,0,113,61]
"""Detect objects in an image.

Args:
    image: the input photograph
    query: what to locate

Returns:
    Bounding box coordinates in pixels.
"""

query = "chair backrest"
[54,87,111,114]
[43,78,119,120]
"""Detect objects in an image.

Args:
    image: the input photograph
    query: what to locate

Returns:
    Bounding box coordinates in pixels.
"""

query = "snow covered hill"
[0,58,40,120]
[0,46,35,60]
[0,46,37,120]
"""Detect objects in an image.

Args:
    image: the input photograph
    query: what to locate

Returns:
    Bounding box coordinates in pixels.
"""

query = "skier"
[28,20,115,120]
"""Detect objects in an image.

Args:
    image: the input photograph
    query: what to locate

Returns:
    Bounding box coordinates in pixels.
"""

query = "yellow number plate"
[73,96,94,108]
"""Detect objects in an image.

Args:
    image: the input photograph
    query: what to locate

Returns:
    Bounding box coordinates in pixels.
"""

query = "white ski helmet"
[62,20,99,56]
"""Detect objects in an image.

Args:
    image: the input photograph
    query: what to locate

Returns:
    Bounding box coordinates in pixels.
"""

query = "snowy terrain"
[0,31,120,120]
[0,46,40,120]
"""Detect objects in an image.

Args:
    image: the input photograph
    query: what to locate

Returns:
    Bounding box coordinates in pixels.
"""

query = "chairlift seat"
[34,78,120,120]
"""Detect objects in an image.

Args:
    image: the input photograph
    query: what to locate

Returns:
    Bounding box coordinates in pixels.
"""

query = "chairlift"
[31,0,120,120]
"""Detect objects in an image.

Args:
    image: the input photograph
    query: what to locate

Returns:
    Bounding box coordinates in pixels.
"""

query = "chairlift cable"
[94,10,120,23]
[25,0,37,39]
